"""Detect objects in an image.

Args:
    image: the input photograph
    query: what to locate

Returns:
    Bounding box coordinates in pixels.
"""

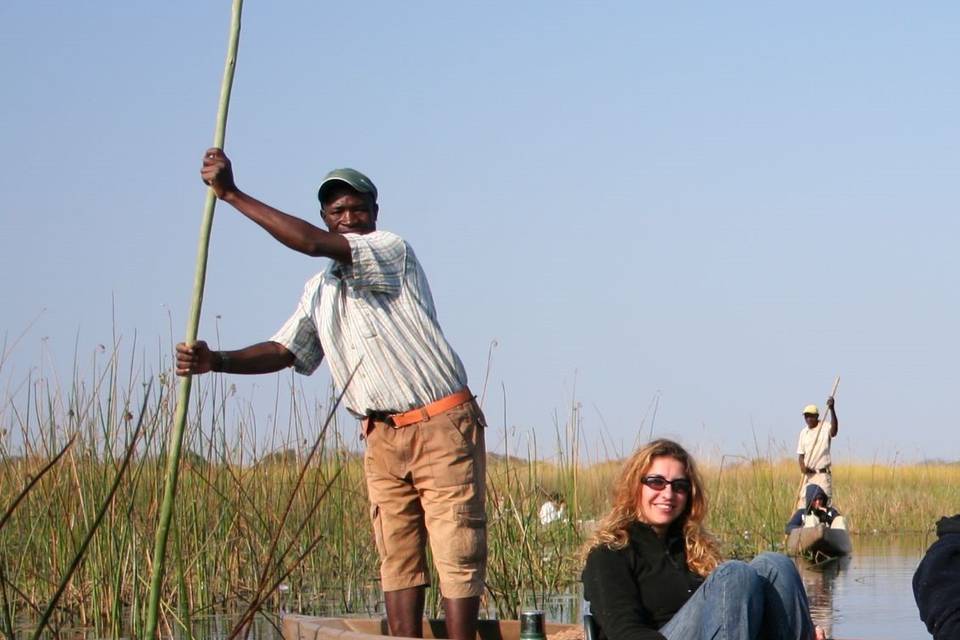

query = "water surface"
[274,533,933,640]
[35,533,934,639]
[796,533,931,639]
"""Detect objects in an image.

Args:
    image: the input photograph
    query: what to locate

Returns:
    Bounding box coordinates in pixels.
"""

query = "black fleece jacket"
[582,522,704,640]
[913,514,960,640]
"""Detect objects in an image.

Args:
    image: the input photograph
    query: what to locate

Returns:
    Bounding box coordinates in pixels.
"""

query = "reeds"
[1,342,957,636]
[0,343,367,637]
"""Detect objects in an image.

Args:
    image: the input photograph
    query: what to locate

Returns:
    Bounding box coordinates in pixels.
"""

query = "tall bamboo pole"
[145,2,243,636]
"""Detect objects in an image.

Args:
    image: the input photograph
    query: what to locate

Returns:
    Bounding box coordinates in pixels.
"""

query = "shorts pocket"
[467,401,487,429]
[428,405,480,488]
[442,401,486,448]
[363,425,380,472]
[451,502,487,564]
[370,503,386,560]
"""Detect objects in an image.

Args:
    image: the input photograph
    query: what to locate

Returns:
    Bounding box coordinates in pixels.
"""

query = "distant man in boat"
[784,484,840,533]
[176,149,487,640]
[796,396,838,508]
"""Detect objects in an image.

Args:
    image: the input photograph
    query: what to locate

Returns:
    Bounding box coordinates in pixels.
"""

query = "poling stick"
[145,2,243,636]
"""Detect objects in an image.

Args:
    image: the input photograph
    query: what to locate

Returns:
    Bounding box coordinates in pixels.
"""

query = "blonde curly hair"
[583,438,722,577]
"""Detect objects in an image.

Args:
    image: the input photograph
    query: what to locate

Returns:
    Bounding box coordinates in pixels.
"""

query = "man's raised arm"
[200,148,352,262]
[826,396,839,437]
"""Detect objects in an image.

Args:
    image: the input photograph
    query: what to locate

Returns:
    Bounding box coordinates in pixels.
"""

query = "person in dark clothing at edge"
[581,439,825,640]
[913,514,960,639]
[785,484,841,534]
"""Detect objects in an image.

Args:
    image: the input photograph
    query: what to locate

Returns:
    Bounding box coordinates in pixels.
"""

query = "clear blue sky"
[2,2,957,462]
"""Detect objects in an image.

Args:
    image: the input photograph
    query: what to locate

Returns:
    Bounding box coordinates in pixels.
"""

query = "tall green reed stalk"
[1,345,370,636]
[225,368,360,640]
[482,385,594,618]
[146,2,243,638]
[31,383,153,640]
[0,436,76,638]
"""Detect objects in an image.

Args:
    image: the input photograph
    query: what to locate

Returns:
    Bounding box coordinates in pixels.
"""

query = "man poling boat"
[178,151,488,640]
[787,378,852,559]
[795,389,839,510]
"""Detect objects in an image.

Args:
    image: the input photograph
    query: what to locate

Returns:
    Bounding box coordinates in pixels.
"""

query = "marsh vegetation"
[1,346,956,637]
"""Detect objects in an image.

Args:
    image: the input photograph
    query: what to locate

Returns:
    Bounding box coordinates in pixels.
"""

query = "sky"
[1,2,958,463]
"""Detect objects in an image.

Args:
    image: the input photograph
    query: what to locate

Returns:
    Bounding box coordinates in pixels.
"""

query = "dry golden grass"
[1,347,956,634]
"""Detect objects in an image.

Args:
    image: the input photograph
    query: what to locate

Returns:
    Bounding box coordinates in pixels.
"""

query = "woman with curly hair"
[581,439,824,640]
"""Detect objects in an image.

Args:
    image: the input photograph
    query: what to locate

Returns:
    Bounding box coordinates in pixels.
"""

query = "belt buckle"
[366,411,397,428]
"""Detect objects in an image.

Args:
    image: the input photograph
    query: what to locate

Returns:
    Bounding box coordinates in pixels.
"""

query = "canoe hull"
[786,524,852,557]
[281,615,579,640]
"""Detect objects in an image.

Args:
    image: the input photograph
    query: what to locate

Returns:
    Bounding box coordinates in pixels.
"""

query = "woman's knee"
[750,552,795,578]
[711,559,763,593]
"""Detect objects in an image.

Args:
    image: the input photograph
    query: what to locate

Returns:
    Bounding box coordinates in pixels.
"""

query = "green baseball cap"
[317,168,378,204]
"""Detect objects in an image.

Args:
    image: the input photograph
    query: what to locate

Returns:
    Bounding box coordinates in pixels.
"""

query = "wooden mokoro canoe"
[786,523,852,557]
[279,613,870,640]
[281,615,581,640]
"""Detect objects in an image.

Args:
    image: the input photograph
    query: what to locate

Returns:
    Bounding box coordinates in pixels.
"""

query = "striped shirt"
[270,230,468,416]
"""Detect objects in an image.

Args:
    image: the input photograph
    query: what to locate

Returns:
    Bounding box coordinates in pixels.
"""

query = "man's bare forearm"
[221,190,351,262]
[213,341,297,374]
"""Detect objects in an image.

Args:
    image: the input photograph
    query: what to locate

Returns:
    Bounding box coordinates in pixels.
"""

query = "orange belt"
[388,388,473,428]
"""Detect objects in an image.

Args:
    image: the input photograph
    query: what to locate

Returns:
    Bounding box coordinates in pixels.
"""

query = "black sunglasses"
[641,475,692,494]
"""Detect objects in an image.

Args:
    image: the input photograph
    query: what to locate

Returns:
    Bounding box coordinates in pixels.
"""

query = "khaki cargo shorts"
[364,399,487,598]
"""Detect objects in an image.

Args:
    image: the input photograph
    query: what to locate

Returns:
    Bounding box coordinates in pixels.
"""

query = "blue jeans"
[659,552,815,640]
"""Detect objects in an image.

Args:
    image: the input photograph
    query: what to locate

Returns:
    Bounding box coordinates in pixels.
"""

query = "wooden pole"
[145,2,243,636]
[794,375,841,507]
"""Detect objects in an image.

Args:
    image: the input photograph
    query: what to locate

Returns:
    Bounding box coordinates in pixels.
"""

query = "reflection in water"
[795,554,851,639]
[794,533,933,640]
